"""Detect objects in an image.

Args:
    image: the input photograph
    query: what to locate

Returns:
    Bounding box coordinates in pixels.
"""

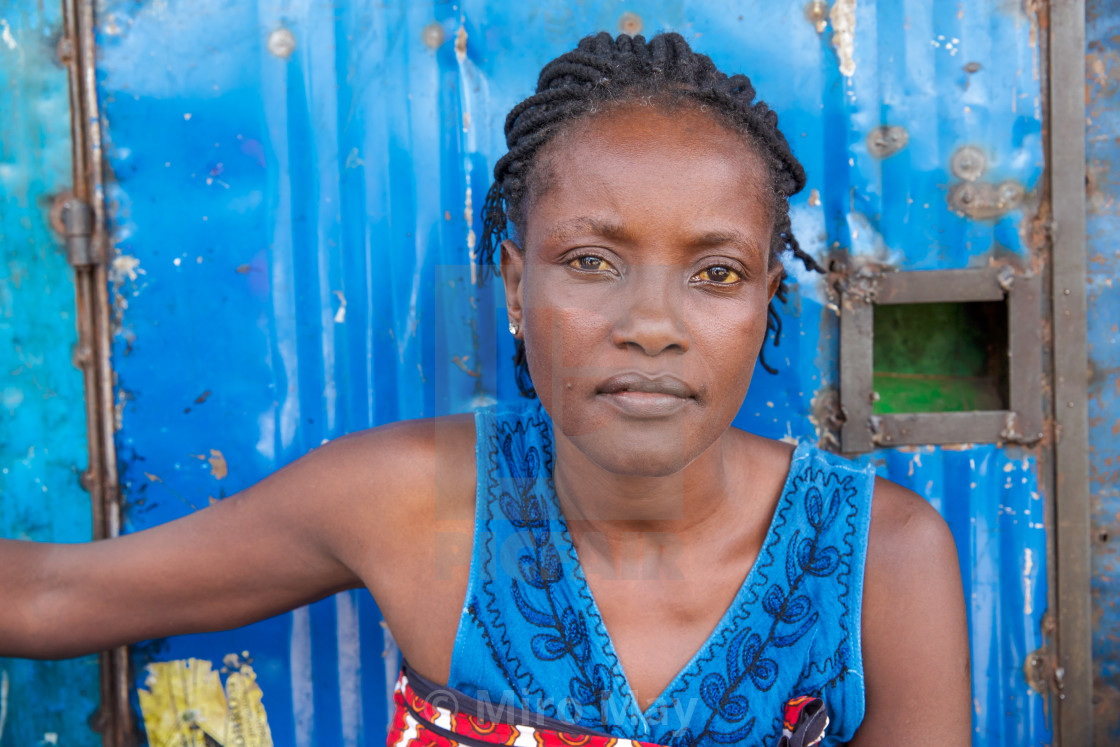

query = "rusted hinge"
[1024,612,1061,703]
[60,197,100,266]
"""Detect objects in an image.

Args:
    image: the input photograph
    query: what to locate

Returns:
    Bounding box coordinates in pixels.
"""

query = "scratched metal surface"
[1086,0,1120,741]
[0,2,101,745]
[93,0,1048,744]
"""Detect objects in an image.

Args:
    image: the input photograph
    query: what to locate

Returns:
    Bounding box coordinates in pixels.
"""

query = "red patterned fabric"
[386,668,828,747]
[386,670,665,747]
[776,694,829,747]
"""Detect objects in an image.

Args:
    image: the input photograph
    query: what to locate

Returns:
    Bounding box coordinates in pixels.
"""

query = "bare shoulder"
[865,476,959,578]
[298,413,478,567]
[851,476,970,746]
[312,413,477,516]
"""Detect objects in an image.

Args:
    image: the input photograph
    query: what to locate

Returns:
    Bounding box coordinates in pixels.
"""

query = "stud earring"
[508,322,520,336]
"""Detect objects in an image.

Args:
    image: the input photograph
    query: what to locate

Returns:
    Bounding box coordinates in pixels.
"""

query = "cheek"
[686,295,770,391]
[522,298,613,405]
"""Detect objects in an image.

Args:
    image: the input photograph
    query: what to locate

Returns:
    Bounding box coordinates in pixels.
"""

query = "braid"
[479,32,822,396]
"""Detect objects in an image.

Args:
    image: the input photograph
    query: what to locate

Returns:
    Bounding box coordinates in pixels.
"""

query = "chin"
[567,424,700,477]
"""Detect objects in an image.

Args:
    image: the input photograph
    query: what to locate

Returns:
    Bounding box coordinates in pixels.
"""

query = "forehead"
[522,105,773,245]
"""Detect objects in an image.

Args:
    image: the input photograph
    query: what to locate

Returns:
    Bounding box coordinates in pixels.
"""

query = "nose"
[609,266,690,356]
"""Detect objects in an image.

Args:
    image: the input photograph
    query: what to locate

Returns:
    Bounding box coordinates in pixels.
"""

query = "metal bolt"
[421,22,445,49]
[267,27,297,59]
[618,11,643,36]
[1063,288,1071,295]
[997,180,1025,208]
[57,36,74,65]
[71,343,92,370]
[950,145,987,181]
[49,191,75,235]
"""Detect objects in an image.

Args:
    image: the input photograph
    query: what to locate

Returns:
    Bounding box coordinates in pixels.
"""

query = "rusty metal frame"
[1047,0,1092,743]
[60,0,132,744]
[840,266,1043,453]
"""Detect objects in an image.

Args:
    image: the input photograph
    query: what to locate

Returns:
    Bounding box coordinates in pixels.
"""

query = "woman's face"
[501,104,782,477]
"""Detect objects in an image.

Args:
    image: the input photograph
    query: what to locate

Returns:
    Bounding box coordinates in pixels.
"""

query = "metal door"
[4,0,1100,744]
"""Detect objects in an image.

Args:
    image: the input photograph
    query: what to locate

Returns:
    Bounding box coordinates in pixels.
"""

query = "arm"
[848,478,971,746]
[0,415,473,660]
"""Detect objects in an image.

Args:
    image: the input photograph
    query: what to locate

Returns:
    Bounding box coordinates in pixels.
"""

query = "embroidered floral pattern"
[659,466,859,747]
[452,405,873,747]
[477,412,620,731]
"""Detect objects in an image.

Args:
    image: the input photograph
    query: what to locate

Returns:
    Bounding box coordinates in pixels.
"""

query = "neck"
[552,430,740,553]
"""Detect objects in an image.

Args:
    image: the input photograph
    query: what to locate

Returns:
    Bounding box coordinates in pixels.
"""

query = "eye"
[568,254,615,273]
[693,265,742,284]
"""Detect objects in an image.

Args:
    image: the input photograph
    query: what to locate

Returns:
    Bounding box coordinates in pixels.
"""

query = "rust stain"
[208,449,228,480]
[1093,676,1120,747]
[452,355,481,378]
[454,24,467,60]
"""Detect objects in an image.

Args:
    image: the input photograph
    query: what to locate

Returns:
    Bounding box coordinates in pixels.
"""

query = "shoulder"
[865,476,959,587]
[308,412,478,523]
[850,476,970,745]
[269,413,477,582]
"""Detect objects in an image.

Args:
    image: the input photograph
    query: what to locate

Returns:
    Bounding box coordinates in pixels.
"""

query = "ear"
[767,259,785,303]
[500,239,526,337]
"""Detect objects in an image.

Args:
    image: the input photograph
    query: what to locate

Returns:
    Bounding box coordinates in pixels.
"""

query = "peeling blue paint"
[92,1,1050,745]
[1086,0,1120,740]
[0,2,100,745]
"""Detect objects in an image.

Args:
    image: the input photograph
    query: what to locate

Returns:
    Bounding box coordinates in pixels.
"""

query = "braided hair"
[477,31,823,397]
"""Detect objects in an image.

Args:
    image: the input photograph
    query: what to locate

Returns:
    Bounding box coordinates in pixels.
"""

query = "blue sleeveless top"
[449,402,874,747]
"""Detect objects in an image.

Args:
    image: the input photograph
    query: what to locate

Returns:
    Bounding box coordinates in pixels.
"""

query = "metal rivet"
[1068,401,1075,408]
[866,125,909,159]
[422,22,445,49]
[267,27,297,59]
[950,145,987,181]
[1063,288,1071,295]
[618,11,643,35]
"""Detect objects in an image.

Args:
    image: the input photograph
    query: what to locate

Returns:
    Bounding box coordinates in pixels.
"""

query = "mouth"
[596,373,698,417]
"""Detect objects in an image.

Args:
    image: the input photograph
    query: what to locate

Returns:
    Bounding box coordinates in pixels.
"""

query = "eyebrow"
[688,229,762,254]
[545,216,628,242]
[545,217,765,257]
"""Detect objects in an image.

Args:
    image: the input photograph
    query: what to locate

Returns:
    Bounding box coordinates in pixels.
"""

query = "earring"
[508,322,520,336]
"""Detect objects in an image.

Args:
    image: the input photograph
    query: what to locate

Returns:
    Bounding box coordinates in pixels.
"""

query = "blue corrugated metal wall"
[0,2,101,745]
[1087,0,1120,742]
[90,0,1050,744]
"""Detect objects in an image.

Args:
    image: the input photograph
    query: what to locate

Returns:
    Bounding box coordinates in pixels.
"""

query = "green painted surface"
[0,2,101,745]
[872,302,1007,414]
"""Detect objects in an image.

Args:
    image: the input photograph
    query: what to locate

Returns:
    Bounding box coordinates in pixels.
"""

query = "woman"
[0,32,968,746]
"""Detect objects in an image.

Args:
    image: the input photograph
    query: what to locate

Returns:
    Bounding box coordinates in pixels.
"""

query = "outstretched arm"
[0,416,472,660]
[849,478,971,746]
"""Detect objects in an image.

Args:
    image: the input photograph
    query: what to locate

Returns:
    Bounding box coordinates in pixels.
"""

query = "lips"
[596,372,698,417]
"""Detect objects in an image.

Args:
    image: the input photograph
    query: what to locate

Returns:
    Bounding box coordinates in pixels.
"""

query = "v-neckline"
[546,440,807,728]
